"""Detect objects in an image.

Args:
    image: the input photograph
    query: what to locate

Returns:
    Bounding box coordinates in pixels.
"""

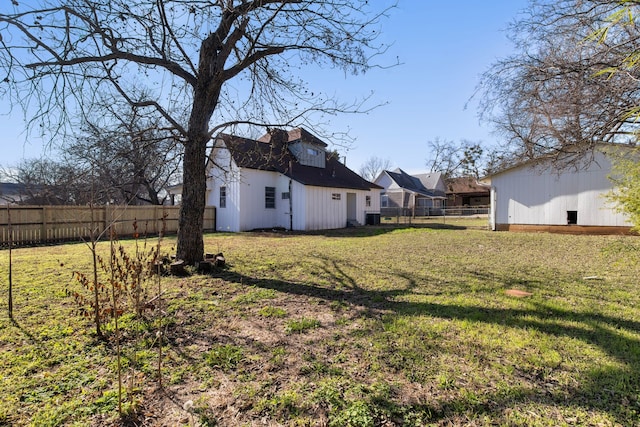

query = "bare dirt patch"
[505,289,533,297]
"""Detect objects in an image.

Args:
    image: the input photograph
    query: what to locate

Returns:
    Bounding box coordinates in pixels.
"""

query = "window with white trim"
[219,186,226,208]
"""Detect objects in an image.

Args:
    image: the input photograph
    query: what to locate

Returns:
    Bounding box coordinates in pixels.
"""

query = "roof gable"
[382,169,445,197]
[414,172,445,195]
[257,127,328,148]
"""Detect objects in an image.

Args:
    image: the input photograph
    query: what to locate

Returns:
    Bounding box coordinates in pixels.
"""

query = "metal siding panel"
[545,172,564,224]
[492,150,633,227]
[575,154,629,226]
[275,175,294,230]
[219,180,238,232]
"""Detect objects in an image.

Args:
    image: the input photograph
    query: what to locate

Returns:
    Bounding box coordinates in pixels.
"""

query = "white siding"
[492,151,631,227]
[305,187,346,230]
[304,187,378,230]
[206,141,297,232]
[208,166,319,232]
[237,169,287,231]
[290,180,308,230]
[207,143,242,232]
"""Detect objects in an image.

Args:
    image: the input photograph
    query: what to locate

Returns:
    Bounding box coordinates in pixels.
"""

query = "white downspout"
[490,186,497,231]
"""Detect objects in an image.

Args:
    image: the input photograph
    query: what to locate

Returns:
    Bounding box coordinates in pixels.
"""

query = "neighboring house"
[445,176,490,207]
[0,182,32,205]
[482,146,634,234]
[374,168,446,214]
[199,127,381,232]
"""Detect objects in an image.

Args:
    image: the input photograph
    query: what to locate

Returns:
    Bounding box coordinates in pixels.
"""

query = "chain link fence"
[380,206,489,226]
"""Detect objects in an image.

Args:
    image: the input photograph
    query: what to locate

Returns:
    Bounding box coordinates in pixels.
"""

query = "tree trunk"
[176,54,221,264]
[176,33,228,264]
[176,135,206,264]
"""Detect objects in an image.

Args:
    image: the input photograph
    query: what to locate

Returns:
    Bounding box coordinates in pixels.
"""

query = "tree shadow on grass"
[210,264,640,424]
[247,223,468,239]
[6,317,51,358]
[9,318,38,343]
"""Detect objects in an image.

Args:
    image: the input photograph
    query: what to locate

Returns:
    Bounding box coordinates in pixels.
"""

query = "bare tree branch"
[1,0,396,263]
[477,1,640,168]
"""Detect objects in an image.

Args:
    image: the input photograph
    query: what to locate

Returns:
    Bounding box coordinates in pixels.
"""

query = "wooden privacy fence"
[0,205,216,248]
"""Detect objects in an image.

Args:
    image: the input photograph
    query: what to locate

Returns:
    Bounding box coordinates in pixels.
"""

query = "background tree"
[3,158,90,205]
[66,102,182,205]
[2,102,182,206]
[0,1,394,264]
[478,1,640,167]
[425,137,489,179]
[359,156,392,182]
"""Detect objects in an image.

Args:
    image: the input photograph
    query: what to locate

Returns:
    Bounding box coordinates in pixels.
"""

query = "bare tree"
[478,1,640,167]
[66,102,182,205]
[0,0,395,263]
[2,101,182,206]
[6,158,92,205]
[359,156,392,182]
[425,138,488,179]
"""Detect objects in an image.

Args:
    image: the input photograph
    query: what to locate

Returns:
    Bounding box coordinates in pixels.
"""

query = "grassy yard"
[379,215,489,229]
[1,225,639,426]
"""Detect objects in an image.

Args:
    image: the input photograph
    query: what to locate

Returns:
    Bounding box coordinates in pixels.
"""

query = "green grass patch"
[1,228,640,425]
[285,317,321,334]
[204,344,245,371]
[259,305,287,318]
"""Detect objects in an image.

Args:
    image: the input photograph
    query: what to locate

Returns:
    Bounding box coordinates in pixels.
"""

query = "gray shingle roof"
[217,129,381,191]
[385,168,445,198]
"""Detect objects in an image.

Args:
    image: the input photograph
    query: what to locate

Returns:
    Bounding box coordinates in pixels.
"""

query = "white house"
[374,168,446,214]
[483,146,634,234]
[205,128,381,232]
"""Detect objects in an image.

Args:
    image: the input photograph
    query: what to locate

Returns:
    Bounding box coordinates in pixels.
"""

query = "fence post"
[41,206,48,243]
[102,205,109,238]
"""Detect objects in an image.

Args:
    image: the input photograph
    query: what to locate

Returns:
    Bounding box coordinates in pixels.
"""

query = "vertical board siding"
[305,186,377,230]
[0,205,215,247]
[305,186,346,230]
[209,163,242,232]
[290,180,307,231]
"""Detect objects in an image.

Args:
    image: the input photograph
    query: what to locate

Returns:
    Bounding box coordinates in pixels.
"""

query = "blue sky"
[0,1,529,175]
